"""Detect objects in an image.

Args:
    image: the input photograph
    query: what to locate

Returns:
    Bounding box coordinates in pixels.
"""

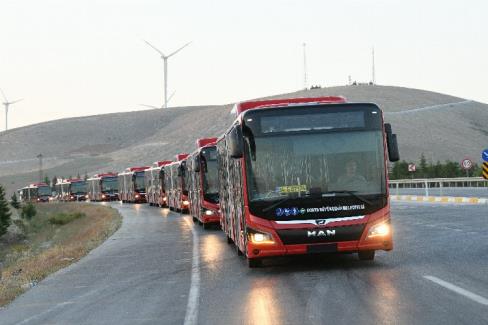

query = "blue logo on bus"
[291,207,299,216]
[284,208,291,216]
[276,208,284,217]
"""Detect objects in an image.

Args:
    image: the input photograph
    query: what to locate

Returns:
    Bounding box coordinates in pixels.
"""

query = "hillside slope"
[1,85,486,195]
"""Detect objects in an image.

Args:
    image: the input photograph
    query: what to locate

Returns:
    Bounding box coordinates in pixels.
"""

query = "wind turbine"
[140,91,176,109]
[1,88,23,131]
[144,40,191,109]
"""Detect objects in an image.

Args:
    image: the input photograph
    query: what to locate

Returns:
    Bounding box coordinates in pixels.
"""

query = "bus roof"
[176,154,189,161]
[153,160,172,167]
[124,166,150,172]
[28,182,49,188]
[196,138,217,148]
[232,96,346,115]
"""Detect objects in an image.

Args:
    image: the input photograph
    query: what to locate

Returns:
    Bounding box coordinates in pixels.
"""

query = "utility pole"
[371,46,376,85]
[37,154,43,182]
[303,43,308,90]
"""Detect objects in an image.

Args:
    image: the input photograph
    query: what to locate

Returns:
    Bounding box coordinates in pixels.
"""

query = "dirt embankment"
[0,203,122,306]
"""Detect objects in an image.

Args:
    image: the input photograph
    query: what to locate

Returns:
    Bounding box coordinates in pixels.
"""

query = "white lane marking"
[183,217,200,325]
[424,276,488,306]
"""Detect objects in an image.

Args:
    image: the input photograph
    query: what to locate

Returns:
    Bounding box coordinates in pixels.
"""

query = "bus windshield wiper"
[262,194,298,212]
[322,191,372,206]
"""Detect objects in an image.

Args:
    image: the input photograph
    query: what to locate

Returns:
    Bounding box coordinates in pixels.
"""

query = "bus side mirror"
[177,166,182,176]
[384,123,400,162]
[229,126,243,159]
[194,156,201,173]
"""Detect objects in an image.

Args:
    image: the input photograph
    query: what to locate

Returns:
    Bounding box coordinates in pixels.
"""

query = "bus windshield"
[102,177,118,192]
[38,186,51,196]
[201,147,219,203]
[71,181,87,194]
[242,104,387,219]
[135,172,145,192]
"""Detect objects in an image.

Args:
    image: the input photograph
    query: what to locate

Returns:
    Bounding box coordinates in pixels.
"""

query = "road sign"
[483,162,488,180]
[408,163,416,172]
[461,158,473,170]
[482,149,488,162]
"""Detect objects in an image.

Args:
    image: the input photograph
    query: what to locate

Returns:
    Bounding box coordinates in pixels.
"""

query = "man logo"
[316,219,327,225]
[307,229,336,237]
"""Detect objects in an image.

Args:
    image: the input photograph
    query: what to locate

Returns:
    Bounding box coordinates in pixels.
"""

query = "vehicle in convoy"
[188,138,220,228]
[145,160,172,207]
[18,182,52,203]
[118,166,149,203]
[167,154,190,212]
[87,173,119,201]
[216,97,400,267]
[56,178,88,201]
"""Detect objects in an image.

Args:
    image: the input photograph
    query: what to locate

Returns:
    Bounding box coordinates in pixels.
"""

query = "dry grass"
[0,203,122,306]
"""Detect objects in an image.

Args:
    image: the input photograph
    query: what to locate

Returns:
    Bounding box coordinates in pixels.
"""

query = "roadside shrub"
[10,194,20,209]
[48,212,85,225]
[21,203,37,221]
[0,185,12,237]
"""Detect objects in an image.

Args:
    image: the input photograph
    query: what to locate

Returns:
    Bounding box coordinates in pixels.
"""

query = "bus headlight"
[204,209,214,216]
[183,200,190,206]
[248,230,275,244]
[135,194,140,199]
[102,194,106,199]
[163,197,167,201]
[367,221,391,238]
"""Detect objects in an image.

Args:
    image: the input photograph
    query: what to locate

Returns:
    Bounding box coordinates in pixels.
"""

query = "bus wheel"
[202,222,210,230]
[192,216,198,223]
[248,258,262,268]
[236,244,243,256]
[358,250,375,261]
[226,236,233,244]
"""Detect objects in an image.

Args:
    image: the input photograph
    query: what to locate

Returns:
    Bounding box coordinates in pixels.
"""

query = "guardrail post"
[440,181,443,196]
[396,183,399,196]
[425,180,429,196]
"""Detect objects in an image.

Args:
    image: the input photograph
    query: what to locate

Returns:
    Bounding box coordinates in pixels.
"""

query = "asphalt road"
[1,201,487,325]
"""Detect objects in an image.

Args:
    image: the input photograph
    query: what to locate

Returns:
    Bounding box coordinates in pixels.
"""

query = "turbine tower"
[144,40,191,109]
[371,46,376,85]
[1,88,23,131]
[303,43,308,90]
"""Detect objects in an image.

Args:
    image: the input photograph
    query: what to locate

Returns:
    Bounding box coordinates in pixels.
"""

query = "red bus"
[188,138,220,229]
[217,97,400,267]
[168,154,190,212]
[18,182,52,203]
[56,178,88,201]
[145,160,172,207]
[118,166,149,203]
[87,173,119,201]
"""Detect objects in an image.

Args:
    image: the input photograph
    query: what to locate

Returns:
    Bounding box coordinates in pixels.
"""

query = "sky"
[1,0,487,130]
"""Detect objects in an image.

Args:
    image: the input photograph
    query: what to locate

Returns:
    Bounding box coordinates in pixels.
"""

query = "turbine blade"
[167,91,176,104]
[140,104,161,109]
[10,98,23,105]
[143,39,165,56]
[0,88,8,102]
[167,41,192,58]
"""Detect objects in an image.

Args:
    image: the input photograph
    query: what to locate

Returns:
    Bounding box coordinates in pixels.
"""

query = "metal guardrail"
[389,177,488,197]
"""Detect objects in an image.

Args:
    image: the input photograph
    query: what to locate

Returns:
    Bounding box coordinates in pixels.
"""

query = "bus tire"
[358,250,375,261]
[226,236,233,244]
[248,258,262,268]
[202,222,210,230]
[236,244,243,256]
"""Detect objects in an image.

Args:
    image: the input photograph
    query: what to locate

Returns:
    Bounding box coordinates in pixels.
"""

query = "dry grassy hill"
[1,84,487,195]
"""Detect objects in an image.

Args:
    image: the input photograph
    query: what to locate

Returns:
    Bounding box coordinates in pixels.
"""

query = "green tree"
[21,203,37,221]
[10,193,21,209]
[0,184,12,237]
[418,153,428,178]
[44,175,50,186]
